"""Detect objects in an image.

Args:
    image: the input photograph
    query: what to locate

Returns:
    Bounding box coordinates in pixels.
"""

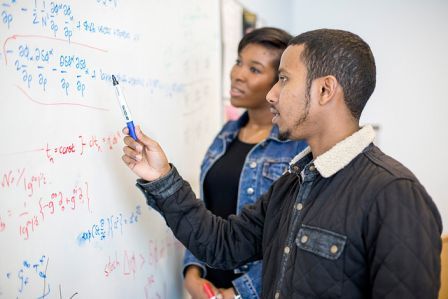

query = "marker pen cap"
[203,282,216,299]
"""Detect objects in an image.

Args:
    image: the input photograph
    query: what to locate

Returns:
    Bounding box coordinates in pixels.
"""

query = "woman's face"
[229,43,278,110]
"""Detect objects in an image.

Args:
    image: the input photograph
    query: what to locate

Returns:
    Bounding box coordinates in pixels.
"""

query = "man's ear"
[318,75,338,105]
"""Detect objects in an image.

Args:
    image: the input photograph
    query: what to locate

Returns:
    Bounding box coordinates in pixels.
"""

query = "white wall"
[241,0,448,233]
[238,0,293,30]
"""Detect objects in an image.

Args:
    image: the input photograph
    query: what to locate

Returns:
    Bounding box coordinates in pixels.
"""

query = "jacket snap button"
[301,235,308,243]
[275,292,280,299]
[284,246,290,254]
[330,245,338,254]
[249,161,257,168]
[296,203,303,211]
[247,187,254,195]
[309,165,316,171]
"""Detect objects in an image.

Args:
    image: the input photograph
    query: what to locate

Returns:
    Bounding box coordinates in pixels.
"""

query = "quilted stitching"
[261,146,442,298]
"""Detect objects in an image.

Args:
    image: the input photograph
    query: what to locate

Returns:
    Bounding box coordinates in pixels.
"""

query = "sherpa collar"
[290,125,376,178]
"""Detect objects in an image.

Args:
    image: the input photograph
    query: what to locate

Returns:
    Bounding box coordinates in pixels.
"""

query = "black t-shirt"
[202,138,255,288]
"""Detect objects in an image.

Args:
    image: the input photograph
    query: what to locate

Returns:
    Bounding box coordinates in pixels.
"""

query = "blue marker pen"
[112,75,137,140]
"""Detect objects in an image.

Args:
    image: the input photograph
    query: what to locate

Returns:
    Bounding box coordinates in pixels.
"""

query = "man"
[122,29,442,298]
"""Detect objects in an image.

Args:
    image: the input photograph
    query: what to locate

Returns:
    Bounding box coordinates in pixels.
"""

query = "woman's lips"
[230,87,244,97]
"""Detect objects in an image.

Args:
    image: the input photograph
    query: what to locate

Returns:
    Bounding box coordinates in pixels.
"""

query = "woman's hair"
[238,27,292,73]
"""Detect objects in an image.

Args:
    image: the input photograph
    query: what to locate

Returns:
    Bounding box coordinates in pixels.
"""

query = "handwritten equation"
[1,0,185,108]
[103,235,182,281]
[5,255,51,299]
[1,1,129,41]
[5,37,185,104]
[77,205,141,244]
[0,0,218,298]
[19,181,91,240]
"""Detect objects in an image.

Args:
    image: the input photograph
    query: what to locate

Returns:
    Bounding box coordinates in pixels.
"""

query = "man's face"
[266,45,316,141]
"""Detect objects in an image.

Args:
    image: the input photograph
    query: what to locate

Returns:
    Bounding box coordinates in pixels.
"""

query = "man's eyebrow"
[278,67,289,75]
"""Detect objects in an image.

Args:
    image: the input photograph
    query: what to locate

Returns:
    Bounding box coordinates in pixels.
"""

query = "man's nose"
[266,82,279,104]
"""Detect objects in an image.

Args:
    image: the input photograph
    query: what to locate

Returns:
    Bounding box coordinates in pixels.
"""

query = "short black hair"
[290,29,376,119]
[238,27,292,72]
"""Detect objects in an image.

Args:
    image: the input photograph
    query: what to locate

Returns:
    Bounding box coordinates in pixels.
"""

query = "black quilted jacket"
[137,144,442,298]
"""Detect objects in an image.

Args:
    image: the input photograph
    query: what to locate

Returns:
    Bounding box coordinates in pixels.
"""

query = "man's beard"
[278,93,311,141]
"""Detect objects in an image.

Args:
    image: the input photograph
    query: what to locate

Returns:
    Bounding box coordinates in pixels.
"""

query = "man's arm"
[136,165,266,269]
[122,126,266,269]
[365,179,442,298]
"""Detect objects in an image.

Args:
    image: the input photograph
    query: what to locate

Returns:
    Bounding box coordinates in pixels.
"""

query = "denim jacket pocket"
[295,225,347,260]
[262,160,289,181]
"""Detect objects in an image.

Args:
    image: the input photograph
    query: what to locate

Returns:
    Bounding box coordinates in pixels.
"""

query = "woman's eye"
[235,59,242,66]
[250,67,260,74]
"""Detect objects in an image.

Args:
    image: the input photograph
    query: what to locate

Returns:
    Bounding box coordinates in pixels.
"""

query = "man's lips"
[270,107,280,122]
[270,107,279,116]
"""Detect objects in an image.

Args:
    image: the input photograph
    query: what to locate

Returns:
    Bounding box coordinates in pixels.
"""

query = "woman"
[183,27,307,299]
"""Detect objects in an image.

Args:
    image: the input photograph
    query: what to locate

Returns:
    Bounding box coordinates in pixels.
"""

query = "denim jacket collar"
[289,125,376,178]
[220,111,285,143]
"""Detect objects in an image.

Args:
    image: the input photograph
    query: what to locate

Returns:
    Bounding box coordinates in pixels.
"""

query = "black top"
[203,138,255,288]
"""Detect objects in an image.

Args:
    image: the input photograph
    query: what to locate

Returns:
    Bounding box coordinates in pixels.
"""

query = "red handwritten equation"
[18,181,91,240]
[0,216,5,232]
[0,130,123,164]
[104,250,145,279]
[144,278,166,299]
[103,237,181,278]
[45,131,122,163]
[1,168,47,197]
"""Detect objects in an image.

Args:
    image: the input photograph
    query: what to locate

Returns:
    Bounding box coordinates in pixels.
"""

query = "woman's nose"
[231,65,246,82]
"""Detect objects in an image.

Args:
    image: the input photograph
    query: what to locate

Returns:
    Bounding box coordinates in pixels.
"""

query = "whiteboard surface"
[0,1,221,298]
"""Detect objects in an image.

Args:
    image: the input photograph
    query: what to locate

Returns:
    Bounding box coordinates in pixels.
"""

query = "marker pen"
[111,75,137,140]
[203,282,217,299]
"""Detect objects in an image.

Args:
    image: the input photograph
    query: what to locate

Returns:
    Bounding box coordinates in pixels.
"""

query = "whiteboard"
[221,0,243,99]
[0,1,221,298]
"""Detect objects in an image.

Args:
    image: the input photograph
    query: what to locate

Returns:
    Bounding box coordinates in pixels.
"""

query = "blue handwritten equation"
[5,255,50,299]
[2,0,184,104]
[77,205,141,244]
[2,1,129,41]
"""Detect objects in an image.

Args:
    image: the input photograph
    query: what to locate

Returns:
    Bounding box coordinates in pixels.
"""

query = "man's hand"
[121,126,171,181]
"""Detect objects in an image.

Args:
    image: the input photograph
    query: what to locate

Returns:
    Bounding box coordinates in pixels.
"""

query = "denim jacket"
[183,112,307,299]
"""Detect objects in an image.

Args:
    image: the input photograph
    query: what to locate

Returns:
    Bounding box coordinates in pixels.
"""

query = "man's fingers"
[135,126,160,150]
[123,126,159,152]
[123,135,143,152]
[123,145,142,161]
[122,155,136,168]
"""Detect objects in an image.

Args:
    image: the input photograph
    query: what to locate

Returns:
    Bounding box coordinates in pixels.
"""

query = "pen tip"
[112,75,118,86]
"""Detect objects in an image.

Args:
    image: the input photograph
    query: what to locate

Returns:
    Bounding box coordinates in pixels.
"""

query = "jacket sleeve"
[136,165,267,270]
[365,179,442,299]
[183,249,207,278]
[232,261,262,299]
